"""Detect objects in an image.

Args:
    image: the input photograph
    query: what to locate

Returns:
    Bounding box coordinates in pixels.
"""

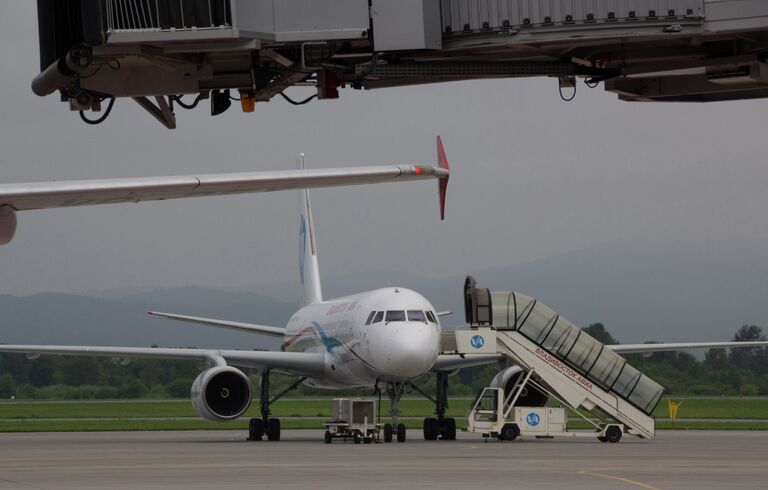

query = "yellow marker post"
[667,400,683,420]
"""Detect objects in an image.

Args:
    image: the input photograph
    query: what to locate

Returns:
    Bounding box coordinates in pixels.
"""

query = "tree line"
[1,324,766,400]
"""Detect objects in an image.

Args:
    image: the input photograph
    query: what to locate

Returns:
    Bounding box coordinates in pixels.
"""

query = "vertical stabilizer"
[297,154,323,307]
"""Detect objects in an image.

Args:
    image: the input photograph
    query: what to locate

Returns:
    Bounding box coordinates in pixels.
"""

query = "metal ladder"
[458,277,662,440]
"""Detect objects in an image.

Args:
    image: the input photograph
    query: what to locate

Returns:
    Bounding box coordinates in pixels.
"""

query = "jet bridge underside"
[33,0,768,126]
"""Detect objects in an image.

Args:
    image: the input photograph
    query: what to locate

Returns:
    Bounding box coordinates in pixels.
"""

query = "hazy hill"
[1,240,765,347]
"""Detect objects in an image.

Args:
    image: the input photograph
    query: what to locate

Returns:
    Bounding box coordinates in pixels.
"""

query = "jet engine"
[0,207,17,246]
[191,366,252,422]
[490,366,548,407]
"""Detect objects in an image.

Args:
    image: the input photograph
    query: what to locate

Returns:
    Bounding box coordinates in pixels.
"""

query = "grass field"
[0,397,766,432]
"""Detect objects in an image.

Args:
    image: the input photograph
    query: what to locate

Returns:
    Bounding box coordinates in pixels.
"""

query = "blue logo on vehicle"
[470,335,485,349]
[526,412,540,427]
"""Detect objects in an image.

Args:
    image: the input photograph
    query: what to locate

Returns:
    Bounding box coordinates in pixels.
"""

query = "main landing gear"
[412,371,457,441]
[248,369,306,442]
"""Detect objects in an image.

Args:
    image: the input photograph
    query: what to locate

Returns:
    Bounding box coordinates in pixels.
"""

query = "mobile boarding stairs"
[454,277,664,443]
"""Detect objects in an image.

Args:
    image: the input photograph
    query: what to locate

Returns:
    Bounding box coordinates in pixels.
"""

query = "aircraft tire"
[396,423,406,443]
[383,423,394,443]
[248,418,264,441]
[423,418,438,440]
[443,418,457,440]
[267,418,281,441]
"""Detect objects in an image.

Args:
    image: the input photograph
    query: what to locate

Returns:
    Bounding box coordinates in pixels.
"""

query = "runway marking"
[578,469,662,490]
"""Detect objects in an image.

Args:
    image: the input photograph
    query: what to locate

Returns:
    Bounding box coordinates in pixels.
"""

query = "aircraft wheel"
[443,418,457,440]
[248,418,264,441]
[383,423,393,443]
[396,423,406,443]
[266,418,281,441]
[324,431,333,444]
[422,418,438,440]
[605,426,622,443]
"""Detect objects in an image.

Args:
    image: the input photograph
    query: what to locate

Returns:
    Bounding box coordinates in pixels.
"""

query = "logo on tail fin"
[299,215,307,284]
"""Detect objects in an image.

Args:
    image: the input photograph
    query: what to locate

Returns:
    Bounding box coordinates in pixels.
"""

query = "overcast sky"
[1,2,767,298]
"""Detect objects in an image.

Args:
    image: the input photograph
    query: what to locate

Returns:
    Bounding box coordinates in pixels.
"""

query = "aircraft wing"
[0,345,326,378]
[431,354,504,371]
[608,341,768,354]
[148,311,285,337]
[0,165,446,212]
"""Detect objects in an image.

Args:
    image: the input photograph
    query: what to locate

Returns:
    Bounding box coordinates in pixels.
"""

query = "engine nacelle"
[191,366,252,422]
[490,366,549,407]
[0,207,17,245]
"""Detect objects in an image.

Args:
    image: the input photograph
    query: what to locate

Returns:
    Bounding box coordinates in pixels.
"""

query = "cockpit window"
[426,311,437,323]
[385,310,406,322]
[408,310,427,323]
[365,311,376,325]
[372,311,384,324]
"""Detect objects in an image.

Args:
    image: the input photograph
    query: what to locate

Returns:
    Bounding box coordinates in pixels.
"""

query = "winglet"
[436,136,449,220]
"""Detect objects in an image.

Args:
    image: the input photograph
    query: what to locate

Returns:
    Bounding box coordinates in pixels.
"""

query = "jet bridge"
[31,0,768,127]
[456,276,663,441]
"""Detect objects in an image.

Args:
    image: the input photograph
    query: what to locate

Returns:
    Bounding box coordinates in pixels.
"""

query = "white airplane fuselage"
[283,287,441,389]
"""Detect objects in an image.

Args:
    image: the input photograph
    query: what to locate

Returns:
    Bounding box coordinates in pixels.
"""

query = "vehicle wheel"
[383,423,393,443]
[363,436,373,444]
[324,431,333,444]
[605,426,622,443]
[248,418,264,441]
[500,423,519,441]
[353,431,362,444]
[422,418,437,441]
[597,436,607,443]
[267,418,281,441]
[443,418,457,441]
[396,423,406,443]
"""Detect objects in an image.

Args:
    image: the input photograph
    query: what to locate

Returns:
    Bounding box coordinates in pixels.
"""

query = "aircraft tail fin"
[298,154,323,307]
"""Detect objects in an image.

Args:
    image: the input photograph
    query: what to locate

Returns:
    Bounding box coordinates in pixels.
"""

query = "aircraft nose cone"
[370,323,439,380]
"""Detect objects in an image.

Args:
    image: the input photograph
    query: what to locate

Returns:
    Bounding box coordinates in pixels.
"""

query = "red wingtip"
[436,136,449,220]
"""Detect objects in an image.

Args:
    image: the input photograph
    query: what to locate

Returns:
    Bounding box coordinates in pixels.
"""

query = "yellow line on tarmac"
[577,469,662,490]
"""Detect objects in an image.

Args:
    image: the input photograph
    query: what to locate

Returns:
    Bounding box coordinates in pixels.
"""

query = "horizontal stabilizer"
[148,311,285,337]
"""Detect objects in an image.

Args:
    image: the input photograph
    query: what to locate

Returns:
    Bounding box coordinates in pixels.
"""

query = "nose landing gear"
[382,382,409,443]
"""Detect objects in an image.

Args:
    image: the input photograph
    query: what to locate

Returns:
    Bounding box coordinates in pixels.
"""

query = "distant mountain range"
[1,240,765,347]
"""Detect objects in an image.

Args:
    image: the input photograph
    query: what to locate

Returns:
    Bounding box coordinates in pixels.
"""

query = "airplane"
[2,137,767,442]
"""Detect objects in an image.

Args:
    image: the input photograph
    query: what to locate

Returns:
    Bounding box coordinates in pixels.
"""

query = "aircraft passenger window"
[408,310,427,323]
[426,311,437,323]
[385,311,406,323]
[365,311,376,325]
[372,311,384,324]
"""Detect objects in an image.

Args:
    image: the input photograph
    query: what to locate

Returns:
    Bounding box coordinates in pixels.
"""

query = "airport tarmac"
[0,430,765,489]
